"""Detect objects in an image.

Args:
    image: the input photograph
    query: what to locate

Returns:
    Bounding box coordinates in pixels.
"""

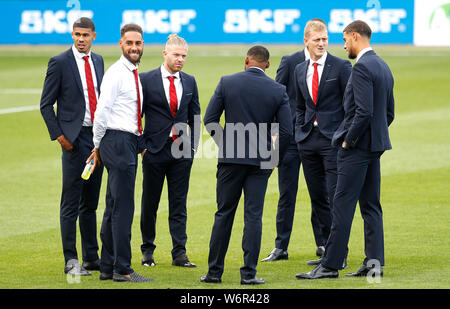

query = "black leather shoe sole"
[261,252,288,262]
[241,278,266,285]
[296,273,338,279]
[200,275,221,283]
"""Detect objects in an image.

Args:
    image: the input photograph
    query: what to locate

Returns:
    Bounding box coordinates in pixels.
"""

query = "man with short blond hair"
[139,34,201,268]
[262,18,342,263]
[293,17,352,270]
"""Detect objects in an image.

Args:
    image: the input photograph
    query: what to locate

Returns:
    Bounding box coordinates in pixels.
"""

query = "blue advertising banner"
[3,0,414,44]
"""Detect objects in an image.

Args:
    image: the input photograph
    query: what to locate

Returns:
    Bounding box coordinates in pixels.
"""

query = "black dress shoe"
[172,254,196,267]
[296,264,338,279]
[346,264,383,277]
[82,259,100,271]
[261,248,288,262]
[142,253,155,267]
[316,246,325,257]
[241,277,266,285]
[200,274,222,284]
[112,271,154,282]
[307,257,348,269]
[99,272,113,280]
[64,259,91,276]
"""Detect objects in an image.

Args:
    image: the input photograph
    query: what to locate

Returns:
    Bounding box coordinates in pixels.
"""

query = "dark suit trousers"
[321,148,385,270]
[140,140,193,259]
[60,126,103,263]
[207,163,271,280]
[99,130,138,275]
[275,141,301,250]
[297,127,336,247]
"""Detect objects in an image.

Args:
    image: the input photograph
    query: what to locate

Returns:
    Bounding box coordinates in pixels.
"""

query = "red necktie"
[312,62,319,104]
[168,76,178,140]
[82,56,97,123]
[133,69,143,135]
[312,62,319,125]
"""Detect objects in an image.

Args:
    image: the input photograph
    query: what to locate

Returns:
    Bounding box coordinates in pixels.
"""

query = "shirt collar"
[247,66,265,73]
[304,47,310,61]
[356,47,373,63]
[309,51,328,67]
[72,44,91,59]
[161,64,180,79]
[120,55,139,72]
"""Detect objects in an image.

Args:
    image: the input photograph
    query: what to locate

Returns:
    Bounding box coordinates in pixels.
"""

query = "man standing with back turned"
[89,24,152,282]
[40,17,104,276]
[296,20,395,279]
[201,46,292,285]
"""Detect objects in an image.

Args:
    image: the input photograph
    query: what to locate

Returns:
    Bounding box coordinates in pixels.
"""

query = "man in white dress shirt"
[89,24,152,283]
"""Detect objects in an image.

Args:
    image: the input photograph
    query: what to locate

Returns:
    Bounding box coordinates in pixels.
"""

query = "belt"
[81,126,93,132]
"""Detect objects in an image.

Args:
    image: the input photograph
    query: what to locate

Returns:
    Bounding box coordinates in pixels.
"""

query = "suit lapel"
[299,60,313,103]
[67,49,84,98]
[155,69,174,117]
[178,73,188,114]
[316,57,332,105]
[91,53,102,88]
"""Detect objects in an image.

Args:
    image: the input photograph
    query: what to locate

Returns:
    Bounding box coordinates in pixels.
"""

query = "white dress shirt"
[161,64,183,138]
[161,64,183,109]
[306,51,327,102]
[93,55,143,148]
[305,50,327,126]
[304,46,311,61]
[248,66,265,73]
[356,47,373,63]
[71,45,99,126]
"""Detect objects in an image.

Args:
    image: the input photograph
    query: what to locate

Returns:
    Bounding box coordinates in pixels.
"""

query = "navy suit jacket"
[294,53,352,142]
[204,68,292,167]
[139,68,201,156]
[275,50,305,136]
[332,50,395,152]
[40,48,104,144]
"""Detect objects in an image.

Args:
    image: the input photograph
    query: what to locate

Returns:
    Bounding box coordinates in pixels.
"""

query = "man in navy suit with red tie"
[139,34,201,268]
[40,17,104,276]
[294,19,351,267]
[262,19,336,262]
[296,20,395,279]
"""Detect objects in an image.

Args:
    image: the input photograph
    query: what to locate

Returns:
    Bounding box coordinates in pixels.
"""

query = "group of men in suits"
[40,17,394,284]
[41,19,200,282]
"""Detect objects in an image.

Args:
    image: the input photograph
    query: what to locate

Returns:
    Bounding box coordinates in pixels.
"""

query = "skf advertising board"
[3,0,415,44]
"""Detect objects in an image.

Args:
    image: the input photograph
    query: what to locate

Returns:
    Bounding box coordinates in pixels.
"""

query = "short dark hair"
[343,20,372,39]
[120,24,143,37]
[247,45,270,63]
[73,17,95,31]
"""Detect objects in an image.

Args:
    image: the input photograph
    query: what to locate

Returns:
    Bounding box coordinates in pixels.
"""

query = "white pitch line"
[0,88,42,94]
[0,105,40,115]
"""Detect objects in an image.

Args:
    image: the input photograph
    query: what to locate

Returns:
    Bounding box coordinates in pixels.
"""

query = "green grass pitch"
[0,44,449,289]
